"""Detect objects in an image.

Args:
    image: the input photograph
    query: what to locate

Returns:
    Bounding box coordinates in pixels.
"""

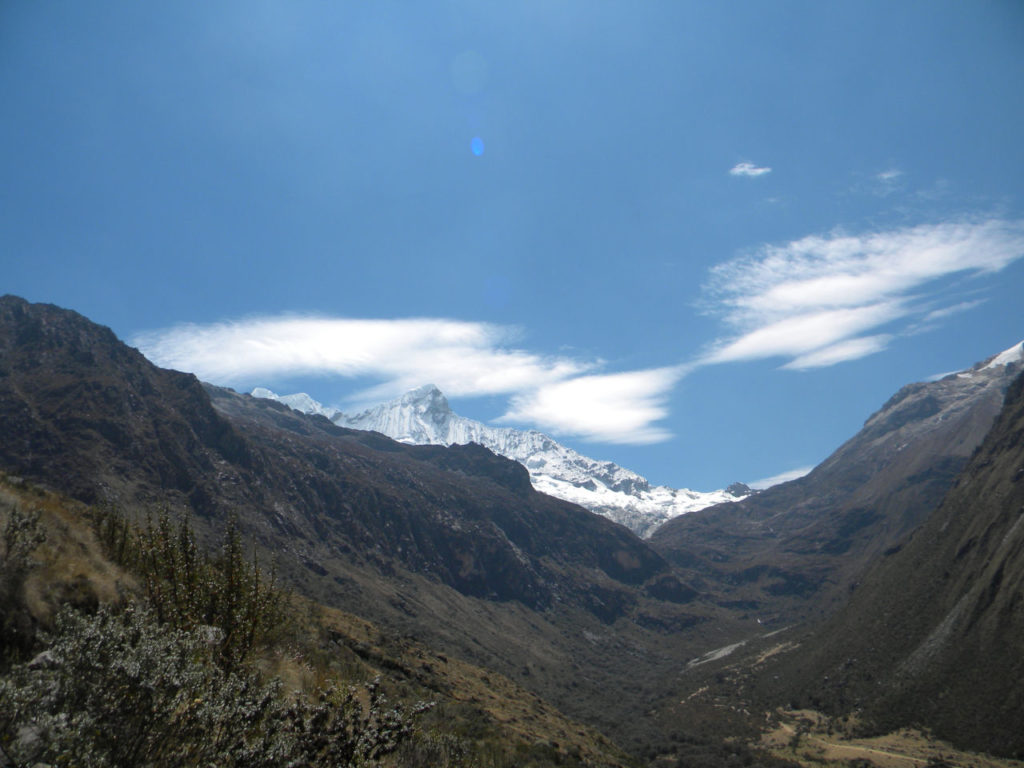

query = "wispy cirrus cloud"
[134,316,678,444]
[699,218,1024,369]
[869,168,905,197]
[729,161,772,177]
[704,304,905,365]
[749,465,814,490]
[135,316,588,401]
[135,217,1024,446]
[499,366,686,444]
[783,334,894,370]
[919,298,987,324]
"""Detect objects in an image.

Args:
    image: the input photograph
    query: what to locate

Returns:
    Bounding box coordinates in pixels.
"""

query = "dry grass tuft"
[1,473,136,626]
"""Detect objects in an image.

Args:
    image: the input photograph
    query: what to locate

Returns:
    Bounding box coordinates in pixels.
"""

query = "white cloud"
[921,298,987,323]
[134,217,1024,448]
[729,161,771,177]
[499,367,685,444]
[783,334,893,370]
[700,218,1024,369]
[749,465,814,490]
[134,316,677,445]
[135,316,587,398]
[876,169,904,182]
[704,304,905,365]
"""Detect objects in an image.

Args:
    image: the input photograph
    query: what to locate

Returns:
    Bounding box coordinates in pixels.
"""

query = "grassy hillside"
[0,472,637,767]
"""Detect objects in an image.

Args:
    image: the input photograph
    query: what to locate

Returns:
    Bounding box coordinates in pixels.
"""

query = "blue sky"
[3,1,1023,490]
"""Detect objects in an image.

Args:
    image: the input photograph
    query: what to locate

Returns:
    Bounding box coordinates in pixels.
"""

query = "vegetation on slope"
[2,604,421,767]
[0,474,636,767]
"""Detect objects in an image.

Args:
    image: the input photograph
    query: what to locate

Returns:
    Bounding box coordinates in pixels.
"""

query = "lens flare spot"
[471,137,485,156]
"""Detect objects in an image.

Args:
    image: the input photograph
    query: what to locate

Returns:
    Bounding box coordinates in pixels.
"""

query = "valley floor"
[761,710,1024,768]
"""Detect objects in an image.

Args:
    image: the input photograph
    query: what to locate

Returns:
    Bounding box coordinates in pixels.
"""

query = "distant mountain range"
[251,384,751,537]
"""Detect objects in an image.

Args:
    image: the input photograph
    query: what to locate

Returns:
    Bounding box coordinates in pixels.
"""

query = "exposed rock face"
[0,295,250,510]
[649,343,1023,622]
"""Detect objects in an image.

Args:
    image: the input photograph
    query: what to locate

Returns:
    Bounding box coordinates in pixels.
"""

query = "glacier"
[252,383,749,537]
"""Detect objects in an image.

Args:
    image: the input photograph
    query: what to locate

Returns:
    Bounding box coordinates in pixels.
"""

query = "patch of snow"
[687,640,747,668]
[983,340,1024,370]
[251,388,341,420]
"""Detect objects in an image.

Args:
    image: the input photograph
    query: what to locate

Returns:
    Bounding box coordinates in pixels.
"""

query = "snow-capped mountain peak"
[400,383,448,407]
[982,340,1024,370]
[343,383,461,444]
[251,385,748,536]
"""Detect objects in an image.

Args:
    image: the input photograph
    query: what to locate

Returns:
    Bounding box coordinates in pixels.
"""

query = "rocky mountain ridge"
[0,296,675,616]
[252,383,751,537]
[650,339,1024,622]
[756,364,1024,757]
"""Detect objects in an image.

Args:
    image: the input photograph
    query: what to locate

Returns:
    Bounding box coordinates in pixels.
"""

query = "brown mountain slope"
[0,294,666,614]
[759,369,1024,758]
[0,296,250,508]
[0,295,748,757]
[649,350,1021,623]
[0,473,638,768]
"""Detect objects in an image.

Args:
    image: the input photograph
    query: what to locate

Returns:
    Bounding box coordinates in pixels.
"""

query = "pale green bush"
[0,505,46,661]
[0,604,421,767]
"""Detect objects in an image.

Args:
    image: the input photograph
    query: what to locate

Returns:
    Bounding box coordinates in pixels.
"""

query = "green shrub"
[93,507,286,671]
[0,604,421,767]
[0,505,46,662]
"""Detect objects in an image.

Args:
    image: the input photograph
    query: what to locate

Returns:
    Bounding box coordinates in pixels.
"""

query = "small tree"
[95,508,285,672]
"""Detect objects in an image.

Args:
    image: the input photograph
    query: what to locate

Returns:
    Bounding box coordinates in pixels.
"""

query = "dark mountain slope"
[764,369,1024,758]
[0,294,668,613]
[0,296,740,755]
[204,384,669,611]
[0,295,250,509]
[649,351,1020,622]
